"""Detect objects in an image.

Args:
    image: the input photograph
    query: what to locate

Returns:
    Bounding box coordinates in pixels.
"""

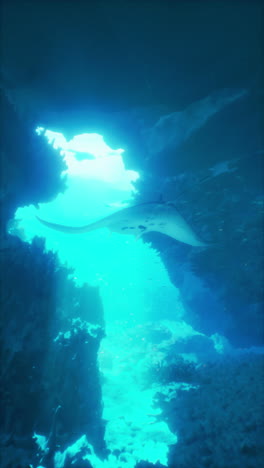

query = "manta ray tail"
[36,216,92,234]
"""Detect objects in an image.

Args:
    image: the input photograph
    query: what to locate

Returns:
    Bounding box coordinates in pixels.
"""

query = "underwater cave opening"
[9,128,193,468]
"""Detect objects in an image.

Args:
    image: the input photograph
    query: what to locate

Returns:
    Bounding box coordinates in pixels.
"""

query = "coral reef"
[155,354,264,468]
[0,235,106,467]
[147,151,264,347]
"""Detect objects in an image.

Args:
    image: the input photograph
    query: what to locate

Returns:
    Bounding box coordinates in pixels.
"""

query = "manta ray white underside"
[36,201,207,247]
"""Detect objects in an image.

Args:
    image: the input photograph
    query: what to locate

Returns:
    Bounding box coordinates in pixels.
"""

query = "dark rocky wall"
[143,145,264,346]
[1,0,262,114]
[156,354,264,468]
[0,90,66,231]
[0,93,106,466]
[0,237,106,467]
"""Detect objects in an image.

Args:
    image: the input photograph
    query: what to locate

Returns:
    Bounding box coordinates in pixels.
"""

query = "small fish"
[36,201,207,247]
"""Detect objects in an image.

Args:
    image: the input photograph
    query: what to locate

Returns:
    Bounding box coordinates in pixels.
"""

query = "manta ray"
[36,201,207,247]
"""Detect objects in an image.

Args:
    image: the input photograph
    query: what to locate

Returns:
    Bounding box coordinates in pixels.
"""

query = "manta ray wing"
[36,216,93,233]
[36,202,208,247]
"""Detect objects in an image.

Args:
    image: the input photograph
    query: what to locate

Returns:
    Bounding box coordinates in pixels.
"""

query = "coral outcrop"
[156,353,264,468]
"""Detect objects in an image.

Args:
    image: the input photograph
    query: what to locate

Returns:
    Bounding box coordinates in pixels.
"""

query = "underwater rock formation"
[156,353,264,468]
[0,91,106,466]
[143,147,264,347]
[0,236,106,467]
[142,88,247,157]
[0,89,66,232]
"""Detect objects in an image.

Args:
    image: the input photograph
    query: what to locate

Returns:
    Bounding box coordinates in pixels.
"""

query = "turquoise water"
[11,130,228,468]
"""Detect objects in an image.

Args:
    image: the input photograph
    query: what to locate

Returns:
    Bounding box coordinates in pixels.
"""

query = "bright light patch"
[66,133,124,157]
[33,433,48,453]
[37,128,124,157]
[36,128,139,188]
[36,126,45,135]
